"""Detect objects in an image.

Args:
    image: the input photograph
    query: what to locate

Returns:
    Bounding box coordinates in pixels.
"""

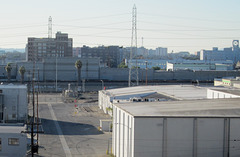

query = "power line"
[54,25,131,31]
[56,13,131,23]
[138,12,240,23]
[138,20,220,30]
[0,24,47,30]
[0,32,47,38]
[53,21,131,29]
[53,22,240,32]
[70,34,239,40]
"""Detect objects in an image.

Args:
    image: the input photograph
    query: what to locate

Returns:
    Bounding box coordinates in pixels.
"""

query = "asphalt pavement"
[29,93,112,157]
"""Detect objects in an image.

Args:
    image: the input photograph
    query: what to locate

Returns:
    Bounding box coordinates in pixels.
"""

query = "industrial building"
[126,59,234,70]
[0,124,27,157]
[0,58,238,82]
[200,40,240,63]
[0,84,27,123]
[99,84,240,157]
[26,32,73,61]
[166,62,233,71]
[207,87,240,99]
[0,84,28,156]
[98,85,208,114]
[214,77,240,88]
[112,98,240,157]
[126,59,167,69]
[81,45,121,68]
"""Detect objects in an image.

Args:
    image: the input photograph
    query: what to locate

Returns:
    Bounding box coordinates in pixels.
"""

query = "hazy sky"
[0,0,240,53]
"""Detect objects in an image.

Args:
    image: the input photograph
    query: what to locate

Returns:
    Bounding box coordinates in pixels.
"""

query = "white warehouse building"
[98,85,240,157]
[113,98,240,157]
[0,84,28,123]
[99,85,208,114]
[99,86,156,114]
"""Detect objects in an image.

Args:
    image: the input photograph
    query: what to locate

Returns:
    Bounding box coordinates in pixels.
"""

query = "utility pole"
[29,61,42,156]
[101,80,104,90]
[31,61,35,157]
[56,56,57,92]
[82,79,85,92]
[128,4,138,87]
[37,68,39,153]
[145,61,148,85]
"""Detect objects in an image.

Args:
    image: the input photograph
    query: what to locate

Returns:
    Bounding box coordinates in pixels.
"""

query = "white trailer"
[0,124,27,157]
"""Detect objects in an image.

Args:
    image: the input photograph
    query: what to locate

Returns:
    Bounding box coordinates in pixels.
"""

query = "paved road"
[31,94,111,157]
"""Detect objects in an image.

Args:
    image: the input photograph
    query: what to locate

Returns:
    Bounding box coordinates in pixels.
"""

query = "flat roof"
[141,92,177,101]
[103,85,208,100]
[114,98,240,118]
[145,85,207,100]
[0,124,26,133]
[102,86,155,97]
[0,84,27,89]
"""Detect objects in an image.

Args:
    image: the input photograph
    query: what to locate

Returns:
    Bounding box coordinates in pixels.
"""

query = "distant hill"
[0,48,25,53]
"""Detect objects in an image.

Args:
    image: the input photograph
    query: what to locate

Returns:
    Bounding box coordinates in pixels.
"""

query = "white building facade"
[126,59,167,69]
[0,84,27,123]
[166,62,233,71]
[207,88,240,99]
[113,99,240,157]
[0,124,27,157]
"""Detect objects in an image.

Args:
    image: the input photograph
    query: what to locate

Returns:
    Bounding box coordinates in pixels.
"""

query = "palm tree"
[18,66,26,84]
[75,60,82,85]
[5,63,12,82]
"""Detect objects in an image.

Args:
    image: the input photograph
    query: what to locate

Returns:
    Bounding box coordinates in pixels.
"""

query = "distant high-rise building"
[137,47,148,57]
[26,32,72,61]
[73,47,81,57]
[148,49,156,57]
[80,45,120,68]
[200,40,240,63]
[156,47,168,57]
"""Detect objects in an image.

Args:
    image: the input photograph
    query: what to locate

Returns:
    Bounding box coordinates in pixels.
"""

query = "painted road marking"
[48,103,72,157]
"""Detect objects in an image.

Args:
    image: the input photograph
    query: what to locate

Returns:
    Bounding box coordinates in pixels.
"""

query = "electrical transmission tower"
[48,16,52,38]
[128,4,139,87]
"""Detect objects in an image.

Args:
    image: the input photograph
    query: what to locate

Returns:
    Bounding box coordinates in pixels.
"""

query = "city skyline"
[0,0,240,53]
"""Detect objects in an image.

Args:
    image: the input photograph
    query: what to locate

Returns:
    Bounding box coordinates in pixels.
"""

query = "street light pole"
[100,80,104,90]
[31,61,35,157]
[145,61,148,85]
[55,56,57,92]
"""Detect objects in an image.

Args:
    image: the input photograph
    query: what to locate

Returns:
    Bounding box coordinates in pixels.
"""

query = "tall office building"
[156,47,168,57]
[26,32,72,61]
[80,45,120,68]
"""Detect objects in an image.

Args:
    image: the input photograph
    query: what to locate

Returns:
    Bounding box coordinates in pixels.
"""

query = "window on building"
[12,114,16,119]
[8,138,19,145]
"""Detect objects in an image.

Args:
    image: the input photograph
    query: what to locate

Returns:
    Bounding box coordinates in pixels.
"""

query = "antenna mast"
[128,4,139,87]
[48,16,52,38]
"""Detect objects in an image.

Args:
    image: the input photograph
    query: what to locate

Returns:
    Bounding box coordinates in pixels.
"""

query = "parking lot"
[29,93,112,157]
